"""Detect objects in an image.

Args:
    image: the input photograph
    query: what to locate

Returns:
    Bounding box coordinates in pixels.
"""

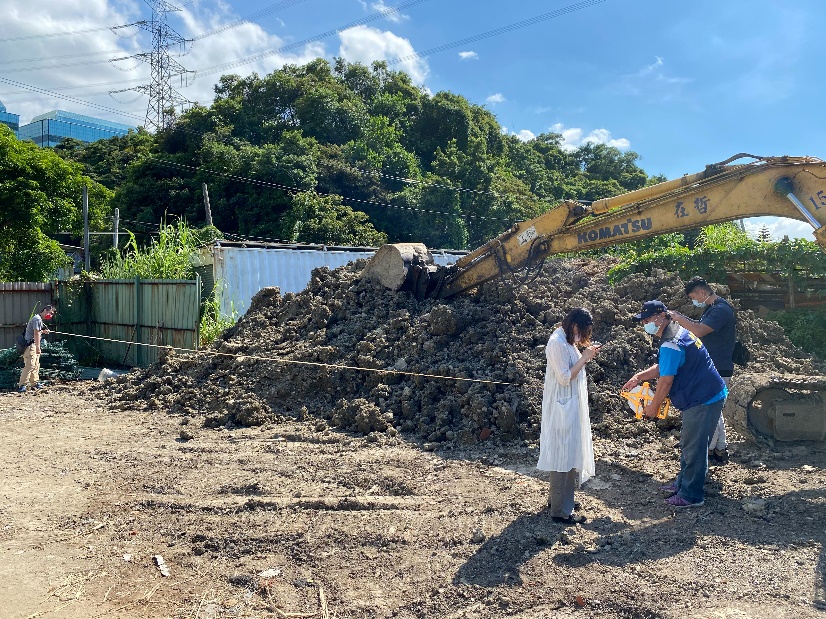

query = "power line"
[0,76,146,122]
[0,78,154,98]
[353,166,501,198]
[0,22,145,44]
[0,49,126,67]
[387,0,610,66]
[193,0,310,41]
[0,56,145,76]
[147,156,515,222]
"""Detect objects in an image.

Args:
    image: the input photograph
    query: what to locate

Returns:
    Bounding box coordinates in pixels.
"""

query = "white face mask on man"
[692,293,712,308]
[643,321,659,335]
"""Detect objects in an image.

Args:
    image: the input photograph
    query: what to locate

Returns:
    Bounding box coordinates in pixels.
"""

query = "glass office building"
[17,110,134,147]
[0,99,20,136]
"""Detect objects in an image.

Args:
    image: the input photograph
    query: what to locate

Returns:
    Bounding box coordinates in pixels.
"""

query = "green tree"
[0,125,112,281]
[756,224,773,243]
[55,128,155,190]
[278,192,387,246]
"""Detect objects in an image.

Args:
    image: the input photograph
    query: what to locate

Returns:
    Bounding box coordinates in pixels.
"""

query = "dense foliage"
[607,224,826,284]
[58,58,659,251]
[0,125,112,281]
[766,307,826,359]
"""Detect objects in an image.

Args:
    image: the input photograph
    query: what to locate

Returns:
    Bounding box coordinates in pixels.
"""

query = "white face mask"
[692,293,712,308]
[574,334,581,343]
[643,320,659,335]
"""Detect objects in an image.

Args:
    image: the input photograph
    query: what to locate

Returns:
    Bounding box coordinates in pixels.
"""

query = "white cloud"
[515,129,535,142]
[486,93,505,104]
[370,1,410,23]
[612,56,691,102]
[550,122,631,151]
[640,56,664,76]
[742,217,816,241]
[458,51,478,61]
[338,25,428,84]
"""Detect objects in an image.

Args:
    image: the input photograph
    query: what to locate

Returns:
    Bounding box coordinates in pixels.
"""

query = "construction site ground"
[1,384,824,619]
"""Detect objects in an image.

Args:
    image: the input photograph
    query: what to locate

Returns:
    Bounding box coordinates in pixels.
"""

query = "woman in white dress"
[537,308,601,525]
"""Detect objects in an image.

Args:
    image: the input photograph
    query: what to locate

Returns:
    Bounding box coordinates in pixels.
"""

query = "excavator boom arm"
[439,156,826,298]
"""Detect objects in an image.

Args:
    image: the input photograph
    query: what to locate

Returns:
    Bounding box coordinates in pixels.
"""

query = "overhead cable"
[387,0,609,66]
[147,157,514,222]
[193,0,311,41]
[0,22,145,44]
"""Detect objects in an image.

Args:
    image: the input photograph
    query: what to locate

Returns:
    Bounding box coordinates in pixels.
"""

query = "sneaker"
[665,494,704,508]
[17,385,27,393]
[659,481,677,494]
[33,382,44,390]
[552,514,587,525]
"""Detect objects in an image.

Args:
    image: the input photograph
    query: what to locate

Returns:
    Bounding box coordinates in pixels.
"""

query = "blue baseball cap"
[632,300,668,321]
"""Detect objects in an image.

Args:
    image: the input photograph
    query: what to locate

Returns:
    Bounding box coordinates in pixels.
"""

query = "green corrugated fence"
[56,277,201,367]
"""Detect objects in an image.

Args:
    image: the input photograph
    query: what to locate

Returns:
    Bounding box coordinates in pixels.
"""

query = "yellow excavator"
[363,154,826,443]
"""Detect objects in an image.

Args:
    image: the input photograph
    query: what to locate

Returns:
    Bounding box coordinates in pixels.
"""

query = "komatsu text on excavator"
[363,154,826,444]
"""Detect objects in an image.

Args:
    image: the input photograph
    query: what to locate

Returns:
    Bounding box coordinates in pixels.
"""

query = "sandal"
[552,514,587,525]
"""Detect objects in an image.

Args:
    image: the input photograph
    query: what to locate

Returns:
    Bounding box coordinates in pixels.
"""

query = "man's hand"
[622,375,640,391]
[641,402,659,419]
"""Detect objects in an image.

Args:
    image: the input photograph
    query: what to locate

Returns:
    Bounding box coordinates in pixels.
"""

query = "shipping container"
[204,241,465,318]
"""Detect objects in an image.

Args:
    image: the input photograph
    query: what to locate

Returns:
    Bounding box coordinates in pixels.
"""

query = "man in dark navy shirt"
[670,277,736,463]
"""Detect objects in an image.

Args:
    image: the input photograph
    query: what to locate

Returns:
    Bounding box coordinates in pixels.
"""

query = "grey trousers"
[710,376,730,451]
[547,469,578,518]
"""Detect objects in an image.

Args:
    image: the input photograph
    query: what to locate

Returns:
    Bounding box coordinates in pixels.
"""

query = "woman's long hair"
[561,308,593,346]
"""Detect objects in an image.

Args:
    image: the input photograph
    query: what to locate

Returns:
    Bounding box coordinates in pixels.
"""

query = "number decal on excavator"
[675,196,710,218]
[576,218,653,244]
[809,190,826,210]
[517,226,537,246]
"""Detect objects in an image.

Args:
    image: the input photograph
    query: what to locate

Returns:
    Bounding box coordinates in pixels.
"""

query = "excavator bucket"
[363,243,447,298]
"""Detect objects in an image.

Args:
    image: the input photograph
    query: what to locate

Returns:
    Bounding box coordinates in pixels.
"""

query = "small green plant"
[199,296,238,348]
[100,220,219,280]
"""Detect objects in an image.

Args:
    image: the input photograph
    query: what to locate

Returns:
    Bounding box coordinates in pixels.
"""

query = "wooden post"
[788,275,796,310]
[113,208,120,248]
[203,183,213,226]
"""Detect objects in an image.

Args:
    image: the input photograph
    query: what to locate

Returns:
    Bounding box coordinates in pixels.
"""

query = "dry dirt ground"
[1,382,824,619]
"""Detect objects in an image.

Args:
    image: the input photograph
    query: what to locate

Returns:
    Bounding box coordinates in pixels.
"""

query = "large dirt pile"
[107,258,825,444]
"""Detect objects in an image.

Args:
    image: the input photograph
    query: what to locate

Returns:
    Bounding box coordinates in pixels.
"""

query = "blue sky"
[2,0,825,240]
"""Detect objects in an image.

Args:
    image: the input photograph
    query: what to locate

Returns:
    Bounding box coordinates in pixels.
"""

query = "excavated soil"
[109,257,825,446]
[3,257,825,618]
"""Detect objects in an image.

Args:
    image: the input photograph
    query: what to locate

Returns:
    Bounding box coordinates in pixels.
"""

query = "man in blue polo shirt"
[622,300,728,508]
[670,277,736,463]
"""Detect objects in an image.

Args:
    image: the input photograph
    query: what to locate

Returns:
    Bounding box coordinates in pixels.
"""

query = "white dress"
[536,327,595,484]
